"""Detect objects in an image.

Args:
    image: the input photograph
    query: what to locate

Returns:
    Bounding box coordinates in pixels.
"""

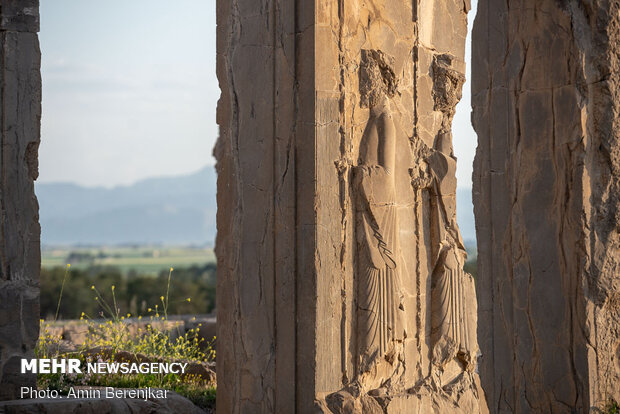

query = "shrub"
[36,267,216,411]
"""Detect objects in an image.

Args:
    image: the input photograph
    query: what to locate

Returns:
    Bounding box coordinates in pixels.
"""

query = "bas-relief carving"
[217,0,486,409]
[353,49,406,392]
[427,54,477,370]
[428,133,477,369]
[328,51,478,410]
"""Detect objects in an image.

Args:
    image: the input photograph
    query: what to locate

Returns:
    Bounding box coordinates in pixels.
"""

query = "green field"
[42,245,216,275]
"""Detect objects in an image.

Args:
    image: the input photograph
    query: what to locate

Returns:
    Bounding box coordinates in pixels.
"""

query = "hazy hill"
[456,187,476,245]
[36,166,476,246]
[36,166,217,246]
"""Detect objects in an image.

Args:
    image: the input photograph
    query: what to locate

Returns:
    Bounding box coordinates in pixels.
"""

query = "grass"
[38,369,216,411]
[606,399,619,414]
[42,245,215,275]
[36,266,216,411]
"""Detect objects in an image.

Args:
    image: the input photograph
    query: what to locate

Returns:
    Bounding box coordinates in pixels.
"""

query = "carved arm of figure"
[377,101,396,176]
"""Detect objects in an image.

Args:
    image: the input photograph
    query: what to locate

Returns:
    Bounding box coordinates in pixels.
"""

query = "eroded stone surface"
[472,0,620,412]
[0,1,41,401]
[0,0,39,32]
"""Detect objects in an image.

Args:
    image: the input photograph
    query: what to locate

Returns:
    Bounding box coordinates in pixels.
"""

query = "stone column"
[0,0,42,401]
[472,0,620,412]
[216,0,485,412]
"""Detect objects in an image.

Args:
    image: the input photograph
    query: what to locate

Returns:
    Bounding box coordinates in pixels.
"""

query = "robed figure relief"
[428,131,477,368]
[353,50,406,389]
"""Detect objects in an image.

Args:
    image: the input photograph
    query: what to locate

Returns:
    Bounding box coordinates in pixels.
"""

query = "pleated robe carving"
[430,249,476,358]
[427,145,477,365]
[355,165,406,373]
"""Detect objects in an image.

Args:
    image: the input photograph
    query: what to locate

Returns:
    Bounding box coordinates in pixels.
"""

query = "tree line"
[40,264,216,320]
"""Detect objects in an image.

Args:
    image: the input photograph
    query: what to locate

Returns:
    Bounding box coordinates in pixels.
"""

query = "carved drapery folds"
[427,54,478,370]
[326,48,482,411]
[354,50,406,389]
[216,0,485,411]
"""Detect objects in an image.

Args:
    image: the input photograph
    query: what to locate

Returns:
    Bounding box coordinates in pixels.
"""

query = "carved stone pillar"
[216,0,485,412]
[0,0,42,401]
[472,0,620,412]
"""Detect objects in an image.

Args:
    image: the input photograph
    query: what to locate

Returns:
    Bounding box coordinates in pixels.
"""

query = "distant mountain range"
[36,167,217,246]
[36,167,476,246]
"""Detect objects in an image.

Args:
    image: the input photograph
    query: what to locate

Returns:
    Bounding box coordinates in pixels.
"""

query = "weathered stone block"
[0,355,36,401]
[216,0,485,412]
[0,0,39,33]
[0,11,41,401]
[472,0,620,411]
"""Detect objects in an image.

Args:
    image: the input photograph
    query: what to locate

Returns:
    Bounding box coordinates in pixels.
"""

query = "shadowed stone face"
[0,1,41,401]
[472,0,620,412]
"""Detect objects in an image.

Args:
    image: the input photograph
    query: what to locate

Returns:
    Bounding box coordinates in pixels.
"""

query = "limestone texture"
[472,0,620,412]
[0,0,41,401]
[216,0,486,412]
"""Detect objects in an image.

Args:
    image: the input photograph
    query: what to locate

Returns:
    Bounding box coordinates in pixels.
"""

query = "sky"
[39,0,477,189]
[39,0,217,187]
[452,0,478,191]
